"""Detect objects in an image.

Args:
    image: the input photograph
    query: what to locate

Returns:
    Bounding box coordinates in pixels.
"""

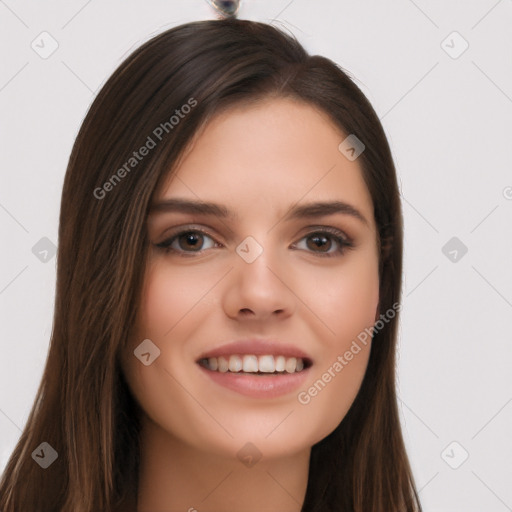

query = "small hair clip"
[207,0,241,18]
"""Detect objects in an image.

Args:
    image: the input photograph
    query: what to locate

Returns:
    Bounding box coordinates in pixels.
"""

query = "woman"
[0,18,422,512]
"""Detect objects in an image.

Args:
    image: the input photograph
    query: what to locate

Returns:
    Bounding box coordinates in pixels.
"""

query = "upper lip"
[196,338,313,364]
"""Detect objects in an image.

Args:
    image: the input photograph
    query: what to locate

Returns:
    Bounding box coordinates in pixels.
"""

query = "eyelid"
[297,224,351,241]
[157,224,218,242]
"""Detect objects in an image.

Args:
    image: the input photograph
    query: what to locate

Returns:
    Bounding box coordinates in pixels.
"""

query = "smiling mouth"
[197,354,313,374]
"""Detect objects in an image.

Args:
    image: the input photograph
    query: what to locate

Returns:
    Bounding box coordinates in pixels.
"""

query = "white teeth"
[242,355,258,372]
[217,356,229,373]
[228,355,243,372]
[258,355,275,373]
[275,355,286,372]
[200,354,307,373]
[285,357,297,373]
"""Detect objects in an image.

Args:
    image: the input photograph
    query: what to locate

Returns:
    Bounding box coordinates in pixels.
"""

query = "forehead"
[155,97,374,227]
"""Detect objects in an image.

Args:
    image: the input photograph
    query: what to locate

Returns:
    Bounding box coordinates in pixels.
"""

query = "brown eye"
[306,233,332,252]
[293,228,354,257]
[176,232,204,251]
[155,229,217,254]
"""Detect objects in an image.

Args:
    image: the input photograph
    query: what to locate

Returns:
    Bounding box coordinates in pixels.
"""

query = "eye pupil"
[180,232,202,251]
[307,234,331,252]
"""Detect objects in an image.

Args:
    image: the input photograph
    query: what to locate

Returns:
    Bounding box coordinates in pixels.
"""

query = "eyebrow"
[149,198,369,226]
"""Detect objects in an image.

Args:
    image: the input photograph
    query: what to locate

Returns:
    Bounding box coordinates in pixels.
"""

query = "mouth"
[196,354,313,375]
[194,339,314,398]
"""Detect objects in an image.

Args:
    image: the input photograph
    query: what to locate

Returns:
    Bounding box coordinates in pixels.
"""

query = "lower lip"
[197,363,311,399]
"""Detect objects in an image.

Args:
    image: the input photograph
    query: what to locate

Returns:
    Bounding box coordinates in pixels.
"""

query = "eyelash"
[154,225,354,258]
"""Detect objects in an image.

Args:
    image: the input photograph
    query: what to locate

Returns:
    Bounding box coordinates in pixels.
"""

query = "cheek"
[138,260,216,339]
[122,261,222,447]
[292,252,379,439]
[298,252,380,344]
[124,260,213,395]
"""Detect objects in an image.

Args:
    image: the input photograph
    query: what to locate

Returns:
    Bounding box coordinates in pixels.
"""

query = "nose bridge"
[236,233,281,287]
[227,232,295,316]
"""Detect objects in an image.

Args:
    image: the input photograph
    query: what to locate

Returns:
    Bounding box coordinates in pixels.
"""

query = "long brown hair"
[0,19,422,511]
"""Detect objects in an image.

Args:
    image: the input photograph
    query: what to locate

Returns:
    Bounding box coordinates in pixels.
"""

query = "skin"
[120,96,380,512]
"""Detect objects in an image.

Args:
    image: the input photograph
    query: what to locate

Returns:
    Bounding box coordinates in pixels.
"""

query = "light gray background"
[1,1,511,510]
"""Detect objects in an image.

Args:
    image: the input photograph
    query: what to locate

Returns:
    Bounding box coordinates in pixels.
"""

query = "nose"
[221,238,297,322]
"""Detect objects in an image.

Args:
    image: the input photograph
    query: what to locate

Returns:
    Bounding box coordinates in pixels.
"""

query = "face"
[121,96,380,460]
